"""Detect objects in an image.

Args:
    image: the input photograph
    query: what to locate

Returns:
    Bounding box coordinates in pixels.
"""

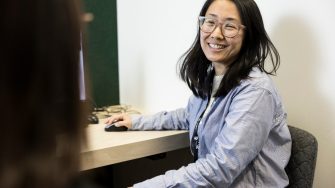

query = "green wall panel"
[83,0,119,107]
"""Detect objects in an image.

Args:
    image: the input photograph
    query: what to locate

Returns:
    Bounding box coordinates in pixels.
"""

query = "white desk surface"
[80,123,189,171]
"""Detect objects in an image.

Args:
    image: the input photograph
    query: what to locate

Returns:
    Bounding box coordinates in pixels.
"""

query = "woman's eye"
[224,23,238,30]
[205,19,216,26]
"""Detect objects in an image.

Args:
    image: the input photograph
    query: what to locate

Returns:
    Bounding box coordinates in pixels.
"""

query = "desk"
[81,124,189,171]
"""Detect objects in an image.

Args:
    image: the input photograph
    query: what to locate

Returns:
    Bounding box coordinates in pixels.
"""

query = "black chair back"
[285,126,318,188]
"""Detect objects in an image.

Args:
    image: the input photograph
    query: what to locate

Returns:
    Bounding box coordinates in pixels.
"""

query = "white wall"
[118,0,335,187]
[117,0,204,114]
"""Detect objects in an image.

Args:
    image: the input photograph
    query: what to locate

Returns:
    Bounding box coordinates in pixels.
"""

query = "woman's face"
[200,0,244,66]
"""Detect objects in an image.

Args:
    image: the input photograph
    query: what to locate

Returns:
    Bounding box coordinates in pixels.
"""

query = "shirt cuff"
[129,114,142,130]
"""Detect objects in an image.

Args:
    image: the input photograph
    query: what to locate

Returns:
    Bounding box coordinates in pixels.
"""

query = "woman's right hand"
[104,113,132,129]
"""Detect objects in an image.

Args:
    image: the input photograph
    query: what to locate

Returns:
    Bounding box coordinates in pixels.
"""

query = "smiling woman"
[199,0,245,72]
[105,0,291,187]
[180,0,280,99]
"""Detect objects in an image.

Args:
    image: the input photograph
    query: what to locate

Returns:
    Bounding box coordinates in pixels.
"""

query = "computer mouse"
[105,124,128,132]
[88,114,99,124]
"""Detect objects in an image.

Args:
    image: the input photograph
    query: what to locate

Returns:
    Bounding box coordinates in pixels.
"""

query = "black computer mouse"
[88,114,99,124]
[105,124,128,132]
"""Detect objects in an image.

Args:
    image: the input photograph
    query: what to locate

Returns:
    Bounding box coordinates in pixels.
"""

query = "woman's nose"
[210,25,224,40]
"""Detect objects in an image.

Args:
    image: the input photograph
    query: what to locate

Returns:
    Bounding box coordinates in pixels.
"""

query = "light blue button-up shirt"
[131,68,292,188]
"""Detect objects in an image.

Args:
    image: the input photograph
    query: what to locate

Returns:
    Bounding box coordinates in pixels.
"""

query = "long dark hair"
[0,0,86,188]
[179,0,280,99]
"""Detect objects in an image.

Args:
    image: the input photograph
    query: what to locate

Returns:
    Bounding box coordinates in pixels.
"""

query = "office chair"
[285,125,318,188]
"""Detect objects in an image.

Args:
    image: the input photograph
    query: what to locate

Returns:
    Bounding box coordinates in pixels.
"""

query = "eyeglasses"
[198,16,245,38]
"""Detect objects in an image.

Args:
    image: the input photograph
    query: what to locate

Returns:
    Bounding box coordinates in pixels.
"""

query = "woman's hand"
[104,113,132,129]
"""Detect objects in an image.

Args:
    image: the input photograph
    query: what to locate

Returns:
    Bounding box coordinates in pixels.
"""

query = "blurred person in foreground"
[0,0,89,188]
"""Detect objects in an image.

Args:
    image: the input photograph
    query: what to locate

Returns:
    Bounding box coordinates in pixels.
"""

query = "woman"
[0,0,88,188]
[106,0,291,187]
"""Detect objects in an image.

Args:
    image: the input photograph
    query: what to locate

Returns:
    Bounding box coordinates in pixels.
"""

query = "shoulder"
[238,67,278,95]
[186,94,206,110]
[228,68,283,108]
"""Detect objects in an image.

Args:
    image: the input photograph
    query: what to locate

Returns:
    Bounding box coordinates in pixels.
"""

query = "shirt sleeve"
[130,108,188,130]
[130,96,196,130]
[134,86,276,187]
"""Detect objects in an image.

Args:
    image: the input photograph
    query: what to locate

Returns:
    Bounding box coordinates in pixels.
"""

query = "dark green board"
[83,0,119,107]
